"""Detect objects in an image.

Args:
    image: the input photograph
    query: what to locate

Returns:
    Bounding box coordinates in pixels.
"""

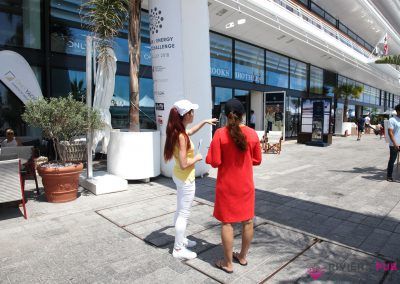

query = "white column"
[149,0,212,177]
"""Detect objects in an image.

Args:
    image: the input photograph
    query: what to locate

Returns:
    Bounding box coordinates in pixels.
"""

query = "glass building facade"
[0,1,399,137]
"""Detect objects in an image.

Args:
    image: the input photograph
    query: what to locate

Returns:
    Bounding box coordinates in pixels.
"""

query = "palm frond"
[81,0,129,49]
[375,55,400,66]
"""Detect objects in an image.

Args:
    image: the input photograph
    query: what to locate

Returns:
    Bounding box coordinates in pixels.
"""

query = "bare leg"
[220,223,234,271]
[238,219,253,263]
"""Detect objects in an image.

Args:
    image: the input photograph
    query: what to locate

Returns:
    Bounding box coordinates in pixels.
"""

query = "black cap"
[225,98,245,115]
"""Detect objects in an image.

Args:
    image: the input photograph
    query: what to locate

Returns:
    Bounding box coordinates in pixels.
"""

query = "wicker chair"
[0,159,27,219]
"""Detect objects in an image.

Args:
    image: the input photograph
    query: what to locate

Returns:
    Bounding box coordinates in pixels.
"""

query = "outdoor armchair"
[264,131,283,154]
[0,159,27,219]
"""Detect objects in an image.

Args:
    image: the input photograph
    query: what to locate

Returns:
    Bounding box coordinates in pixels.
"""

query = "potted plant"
[22,95,103,202]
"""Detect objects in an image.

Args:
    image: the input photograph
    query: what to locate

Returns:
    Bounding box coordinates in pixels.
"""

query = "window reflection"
[289,59,307,91]
[51,68,86,99]
[50,0,150,64]
[235,41,264,84]
[210,32,232,79]
[110,77,156,129]
[310,66,323,94]
[266,51,289,88]
[0,0,41,49]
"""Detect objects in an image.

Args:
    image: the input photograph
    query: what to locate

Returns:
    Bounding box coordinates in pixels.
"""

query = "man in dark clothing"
[357,115,365,141]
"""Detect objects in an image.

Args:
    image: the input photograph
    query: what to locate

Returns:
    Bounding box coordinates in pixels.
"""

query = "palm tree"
[375,55,400,66]
[333,84,364,122]
[128,0,142,132]
[82,0,129,62]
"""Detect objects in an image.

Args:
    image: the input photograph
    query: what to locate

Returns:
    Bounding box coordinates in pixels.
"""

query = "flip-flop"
[215,260,233,274]
[232,252,248,266]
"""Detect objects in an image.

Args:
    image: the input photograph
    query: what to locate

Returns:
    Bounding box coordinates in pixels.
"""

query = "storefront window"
[266,51,289,88]
[235,41,264,84]
[50,1,150,64]
[285,96,300,137]
[210,32,232,79]
[0,0,41,49]
[51,68,86,98]
[310,66,323,94]
[289,59,307,91]
[110,77,155,129]
[214,87,232,105]
[1,66,42,136]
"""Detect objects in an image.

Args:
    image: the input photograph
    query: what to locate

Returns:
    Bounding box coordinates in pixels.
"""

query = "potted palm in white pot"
[84,0,160,181]
[22,96,103,202]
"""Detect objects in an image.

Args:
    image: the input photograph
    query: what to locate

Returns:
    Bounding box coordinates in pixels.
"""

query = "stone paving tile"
[124,203,218,247]
[97,194,199,227]
[268,242,386,283]
[186,224,313,283]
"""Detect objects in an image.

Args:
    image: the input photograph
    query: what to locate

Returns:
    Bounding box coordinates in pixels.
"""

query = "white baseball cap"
[173,99,199,116]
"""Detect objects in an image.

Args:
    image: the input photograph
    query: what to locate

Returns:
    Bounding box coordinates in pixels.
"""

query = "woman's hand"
[205,118,218,125]
[195,153,203,162]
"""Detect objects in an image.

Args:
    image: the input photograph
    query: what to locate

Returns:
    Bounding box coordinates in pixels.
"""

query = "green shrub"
[22,96,103,162]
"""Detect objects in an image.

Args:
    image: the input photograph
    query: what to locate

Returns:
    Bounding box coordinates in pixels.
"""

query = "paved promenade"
[1,134,400,283]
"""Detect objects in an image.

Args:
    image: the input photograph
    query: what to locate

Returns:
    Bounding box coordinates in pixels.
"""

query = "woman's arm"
[177,134,202,170]
[187,118,218,136]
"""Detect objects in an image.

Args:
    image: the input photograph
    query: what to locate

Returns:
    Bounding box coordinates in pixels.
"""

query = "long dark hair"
[227,112,247,151]
[164,107,190,161]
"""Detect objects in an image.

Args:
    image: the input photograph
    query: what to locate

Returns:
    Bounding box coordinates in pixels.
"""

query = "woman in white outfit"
[164,99,217,260]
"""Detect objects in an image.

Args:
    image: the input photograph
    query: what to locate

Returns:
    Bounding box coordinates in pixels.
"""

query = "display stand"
[298,98,332,146]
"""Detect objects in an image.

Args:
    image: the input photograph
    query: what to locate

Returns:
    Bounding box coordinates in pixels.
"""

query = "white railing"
[272,0,374,59]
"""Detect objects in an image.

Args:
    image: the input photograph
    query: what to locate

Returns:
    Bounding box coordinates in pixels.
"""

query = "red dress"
[206,126,262,223]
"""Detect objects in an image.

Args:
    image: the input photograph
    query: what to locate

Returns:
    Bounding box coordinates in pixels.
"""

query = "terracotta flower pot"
[38,163,83,203]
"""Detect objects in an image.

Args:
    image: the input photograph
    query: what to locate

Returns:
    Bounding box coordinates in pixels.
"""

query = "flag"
[373,33,389,57]
[383,33,388,55]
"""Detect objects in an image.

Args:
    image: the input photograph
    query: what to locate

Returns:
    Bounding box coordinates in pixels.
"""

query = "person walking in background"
[249,110,256,129]
[164,99,217,260]
[386,104,400,182]
[1,128,21,147]
[206,98,262,273]
[364,113,371,134]
[357,115,365,141]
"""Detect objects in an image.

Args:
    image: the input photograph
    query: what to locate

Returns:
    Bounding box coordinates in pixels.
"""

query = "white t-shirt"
[1,138,18,147]
[250,114,256,124]
[365,116,370,125]
[388,116,400,146]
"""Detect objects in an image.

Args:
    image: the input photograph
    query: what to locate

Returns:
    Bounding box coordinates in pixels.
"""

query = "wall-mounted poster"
[301,98,332,134]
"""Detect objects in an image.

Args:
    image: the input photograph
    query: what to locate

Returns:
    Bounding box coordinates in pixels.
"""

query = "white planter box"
[107,129,161,180]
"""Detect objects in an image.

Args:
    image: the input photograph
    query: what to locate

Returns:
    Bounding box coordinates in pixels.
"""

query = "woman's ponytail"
[227,112,247,151]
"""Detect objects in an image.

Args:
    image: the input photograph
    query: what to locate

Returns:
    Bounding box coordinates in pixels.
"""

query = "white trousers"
[172,175,196,249]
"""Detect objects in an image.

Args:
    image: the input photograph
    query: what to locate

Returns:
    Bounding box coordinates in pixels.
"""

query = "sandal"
[232,252,248,266]
[215,260,233,274]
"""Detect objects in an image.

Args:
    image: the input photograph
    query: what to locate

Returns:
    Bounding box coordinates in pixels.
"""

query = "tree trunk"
[128,0,141,132]
[343,97,349,122]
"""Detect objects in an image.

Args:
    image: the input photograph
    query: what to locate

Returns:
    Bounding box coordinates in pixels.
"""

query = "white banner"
[149,0,184,135]
[0,50,43,104]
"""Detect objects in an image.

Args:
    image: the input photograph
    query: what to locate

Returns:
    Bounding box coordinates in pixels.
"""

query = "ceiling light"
[225,22,234,29]
[237,18,246,25]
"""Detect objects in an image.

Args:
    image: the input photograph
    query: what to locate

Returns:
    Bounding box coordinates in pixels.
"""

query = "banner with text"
[0,50,43,104]
[149,0,184,135]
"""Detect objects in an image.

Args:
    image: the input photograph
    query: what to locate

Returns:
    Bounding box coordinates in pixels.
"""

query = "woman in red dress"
[206,98,262,273]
